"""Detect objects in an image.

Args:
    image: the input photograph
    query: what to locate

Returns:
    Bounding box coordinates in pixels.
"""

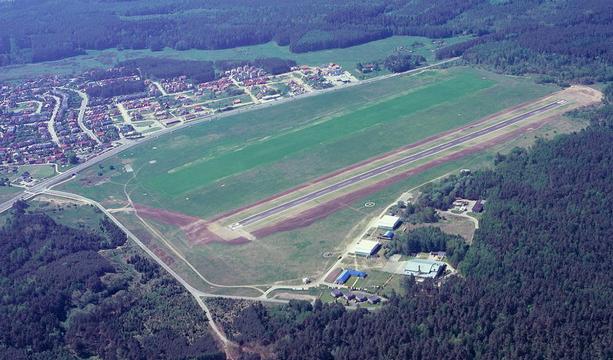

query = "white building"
[404,258,446,278]
[377,215,401,230]
[351,240,381,257]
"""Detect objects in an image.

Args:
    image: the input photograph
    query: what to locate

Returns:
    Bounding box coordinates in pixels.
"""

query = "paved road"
[46,94,62,147]
[0,58,459,215]
[58,87,101,144]
[234,100,564,228]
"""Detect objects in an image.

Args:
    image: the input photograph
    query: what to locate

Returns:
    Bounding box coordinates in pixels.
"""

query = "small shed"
[355,293,367,302]
[367,296,381,304]
[472,200,484,213]
[330,289,343,298]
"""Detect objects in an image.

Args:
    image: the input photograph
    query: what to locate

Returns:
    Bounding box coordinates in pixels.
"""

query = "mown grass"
[145,70,494,196]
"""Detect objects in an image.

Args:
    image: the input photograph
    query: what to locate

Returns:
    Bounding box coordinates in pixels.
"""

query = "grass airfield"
[60,65,569,287]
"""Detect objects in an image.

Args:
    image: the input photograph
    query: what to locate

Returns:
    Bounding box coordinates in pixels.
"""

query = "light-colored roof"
[377,215,400,229]
[352,240,381,255]
[404,258,445,278]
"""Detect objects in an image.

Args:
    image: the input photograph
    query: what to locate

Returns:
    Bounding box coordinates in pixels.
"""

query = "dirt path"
[152,81,168,96]
[229,77,259,104]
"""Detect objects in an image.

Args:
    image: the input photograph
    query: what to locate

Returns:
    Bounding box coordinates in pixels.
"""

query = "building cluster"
[330,288,381,305]
[83,105,120,143]
[0,59,354,169]
[0,82,63,165]
[225,65,268,85]
[286,80,307,96]
[253,85,281,101]
[52,98,97,156]
[197,78,233,94]
[160,77,193,93]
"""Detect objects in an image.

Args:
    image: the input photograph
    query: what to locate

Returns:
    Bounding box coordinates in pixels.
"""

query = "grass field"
[146,71,494,196]
[0,35,469,81]
[9,164,56,182]
[58,65,565,286]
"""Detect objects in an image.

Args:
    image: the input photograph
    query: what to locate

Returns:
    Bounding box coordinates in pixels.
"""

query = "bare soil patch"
[134,204,249,246]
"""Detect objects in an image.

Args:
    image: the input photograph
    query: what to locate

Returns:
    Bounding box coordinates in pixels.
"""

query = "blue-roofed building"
[335,269,367,284]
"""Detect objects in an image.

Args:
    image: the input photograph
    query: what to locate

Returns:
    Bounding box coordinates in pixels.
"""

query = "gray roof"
[404,259,445,278]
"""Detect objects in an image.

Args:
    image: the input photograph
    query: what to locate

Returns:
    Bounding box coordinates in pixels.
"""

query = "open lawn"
[9,164,56,182]
[146,70,494,196]
[59,65,565,286]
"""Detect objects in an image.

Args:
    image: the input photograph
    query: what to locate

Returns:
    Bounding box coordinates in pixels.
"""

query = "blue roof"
[335,269,367,284]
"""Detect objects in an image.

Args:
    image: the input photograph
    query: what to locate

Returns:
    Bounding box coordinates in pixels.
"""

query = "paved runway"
[234,100,563,228]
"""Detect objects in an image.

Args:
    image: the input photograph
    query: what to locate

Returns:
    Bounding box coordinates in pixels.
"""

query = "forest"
[385,227,469,267]
[0,203,224,359]
[0,0,611,85]
[212,93,613,359]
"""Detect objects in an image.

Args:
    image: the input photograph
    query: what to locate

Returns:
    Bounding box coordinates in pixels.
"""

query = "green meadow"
[146,71,494,196]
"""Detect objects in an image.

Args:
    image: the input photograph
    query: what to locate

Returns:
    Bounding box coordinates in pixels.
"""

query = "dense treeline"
[435,1,613,83]
[84,79,146,99]
[223,103,613,359]
[0,203,224,359]
[85,67,139,82]
[119,58,217,83]
[383,53,426,73]
[390,200,439,224]
[1,0,611,85]
[386,227,469,267]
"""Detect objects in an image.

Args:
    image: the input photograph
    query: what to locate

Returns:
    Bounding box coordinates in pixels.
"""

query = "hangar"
[351,240,381,257]
[377,215,401,230]
[404,258,446,278]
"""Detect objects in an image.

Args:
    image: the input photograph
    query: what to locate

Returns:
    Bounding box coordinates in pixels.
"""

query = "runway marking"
[232,100,564,228]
